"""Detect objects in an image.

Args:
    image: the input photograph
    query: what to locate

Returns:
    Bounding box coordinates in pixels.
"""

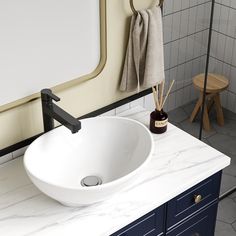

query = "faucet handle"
[41,89,60,102]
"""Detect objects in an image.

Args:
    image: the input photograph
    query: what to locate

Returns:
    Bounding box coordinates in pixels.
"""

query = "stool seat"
[193,73,229,93]
[190,74,229,131]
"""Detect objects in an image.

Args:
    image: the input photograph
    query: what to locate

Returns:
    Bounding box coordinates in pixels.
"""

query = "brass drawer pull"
[192,233,200,236]
[194,194,202,204]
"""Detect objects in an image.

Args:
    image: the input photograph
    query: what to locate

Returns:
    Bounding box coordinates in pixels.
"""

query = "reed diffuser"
[150,80,175,134]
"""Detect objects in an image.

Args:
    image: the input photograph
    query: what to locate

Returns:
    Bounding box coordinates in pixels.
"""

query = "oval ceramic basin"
[24,117,153,206]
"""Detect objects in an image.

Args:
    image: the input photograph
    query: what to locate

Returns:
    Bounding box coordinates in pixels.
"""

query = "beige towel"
[120,4,165,92]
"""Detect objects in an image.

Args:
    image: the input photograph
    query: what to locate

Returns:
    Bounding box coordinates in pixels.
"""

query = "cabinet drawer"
[167,172,221,229]
[111,205,164,236]
[167,201,218,236]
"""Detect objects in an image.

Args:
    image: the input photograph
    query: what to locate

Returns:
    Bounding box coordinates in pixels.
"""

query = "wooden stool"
[190,73,229,131]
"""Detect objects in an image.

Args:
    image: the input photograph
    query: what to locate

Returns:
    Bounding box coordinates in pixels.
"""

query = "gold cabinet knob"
[194,194,202,204]
[192,233,200,236]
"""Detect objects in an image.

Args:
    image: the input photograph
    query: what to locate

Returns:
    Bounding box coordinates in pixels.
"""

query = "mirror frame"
[0,0,107,113]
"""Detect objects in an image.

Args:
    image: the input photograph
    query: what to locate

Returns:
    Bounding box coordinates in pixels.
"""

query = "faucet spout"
[41,89,81,134]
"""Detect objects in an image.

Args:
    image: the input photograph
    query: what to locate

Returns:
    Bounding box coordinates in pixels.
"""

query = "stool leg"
[203,105,211,131]
[214,93,224,126]
[207,97,214,112]
[190,95,202,122]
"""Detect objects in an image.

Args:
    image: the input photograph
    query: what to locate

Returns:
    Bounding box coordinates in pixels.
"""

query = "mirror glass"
[0,0,101,107]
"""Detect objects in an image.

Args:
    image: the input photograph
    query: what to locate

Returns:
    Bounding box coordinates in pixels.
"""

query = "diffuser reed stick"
[159,80,165,108]
[161,80,175,109]
[152,86,160,111]
[151,80,175,111]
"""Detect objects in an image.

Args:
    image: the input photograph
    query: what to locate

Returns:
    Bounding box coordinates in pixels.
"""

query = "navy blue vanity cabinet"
[110,205,165,236]
[111,171,222,236]
[167,202,218,236]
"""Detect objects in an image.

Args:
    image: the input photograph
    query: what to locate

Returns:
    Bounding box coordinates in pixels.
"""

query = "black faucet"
[41,89,81,133]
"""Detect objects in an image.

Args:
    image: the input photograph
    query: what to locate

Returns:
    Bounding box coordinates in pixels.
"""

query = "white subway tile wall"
[12,146,28,159]
[0,153,13,165]
[114,103,130,115]
[129,97,144,108]
[159,0,210,113]
[210,0,236,113]
[100,109,116,116]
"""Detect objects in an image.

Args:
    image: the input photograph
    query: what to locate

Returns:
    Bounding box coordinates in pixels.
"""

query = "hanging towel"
[120,3,165,92]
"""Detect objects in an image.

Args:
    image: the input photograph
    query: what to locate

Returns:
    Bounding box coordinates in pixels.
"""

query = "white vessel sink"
[24,117,153,206]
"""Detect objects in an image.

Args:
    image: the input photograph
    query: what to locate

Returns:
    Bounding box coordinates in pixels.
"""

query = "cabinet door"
[111,205,164,236]
[167,172,221,229]
[167,201,218,236]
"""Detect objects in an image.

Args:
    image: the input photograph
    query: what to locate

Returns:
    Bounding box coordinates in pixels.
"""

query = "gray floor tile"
[217,197,236,223]
[168,107,189,123]
[232,221,236,231]
[170,122,182,129]
[220,174,236,195]
[207,134,236,156]
[223,157,236,177]
[202,138,211,145]
[179,119,217,139]
[223,165,236,177]
[211,119,236,138]
[224,109,236,121]
[215,220,236,236]
[228,191,236,199]
[182,101,198,117]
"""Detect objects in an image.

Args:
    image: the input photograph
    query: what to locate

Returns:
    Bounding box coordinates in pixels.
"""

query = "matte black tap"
[41,89,81,133]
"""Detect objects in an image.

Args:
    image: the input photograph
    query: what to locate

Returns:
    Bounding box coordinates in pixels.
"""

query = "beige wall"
[0,0,154,149]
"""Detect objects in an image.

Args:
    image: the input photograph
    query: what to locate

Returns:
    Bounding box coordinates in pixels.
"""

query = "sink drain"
[81,176,102,187]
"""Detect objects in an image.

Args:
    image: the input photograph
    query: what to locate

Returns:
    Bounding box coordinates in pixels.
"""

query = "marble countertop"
[0,106,230,236]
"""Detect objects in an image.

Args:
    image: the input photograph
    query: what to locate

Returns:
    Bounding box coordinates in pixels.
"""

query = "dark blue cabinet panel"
[110,205,165,236]
[166,172,221,230]
[167,201,218,236]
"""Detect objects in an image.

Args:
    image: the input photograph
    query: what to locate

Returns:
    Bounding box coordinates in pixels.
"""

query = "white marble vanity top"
[0,106,230,236]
